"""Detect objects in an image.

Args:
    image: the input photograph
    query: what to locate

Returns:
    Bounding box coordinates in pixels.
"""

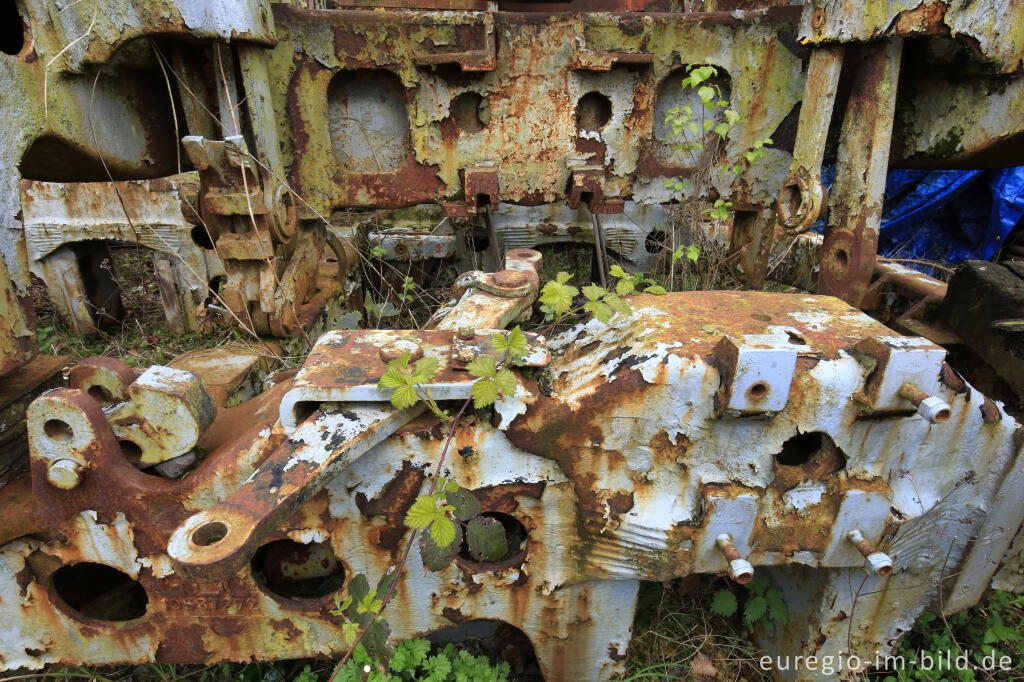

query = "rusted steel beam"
[818,39,904,306]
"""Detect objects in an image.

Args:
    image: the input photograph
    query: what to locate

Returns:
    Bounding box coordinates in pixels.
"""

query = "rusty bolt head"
[455,348,477,365]
[493,270,528,287]
[379,339,423,363]
[457,326,476,341]
[47,459,84,490]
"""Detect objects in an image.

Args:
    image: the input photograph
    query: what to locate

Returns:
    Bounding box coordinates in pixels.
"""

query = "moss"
[925,125,964,157]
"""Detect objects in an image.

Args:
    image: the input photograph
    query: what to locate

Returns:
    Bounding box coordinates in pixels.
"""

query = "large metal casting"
[2,0,1024,680]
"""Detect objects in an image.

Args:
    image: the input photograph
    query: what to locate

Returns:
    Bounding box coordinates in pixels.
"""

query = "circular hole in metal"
[192,521,228,547]
[458,512,527,564]
[191,225,215,250]
[934,408,952,423]
[52,562,148,621]
[87,385,115,405]
[747,382,768,400]
[452,92,486,133]
[781,182,801,220]
[645,229,667,254]
[44,419,73,442]
[119,439,143,465]
[0,1,25,56]
[576,92,612,133]
[835,249,849,269]
[251,539,344,600]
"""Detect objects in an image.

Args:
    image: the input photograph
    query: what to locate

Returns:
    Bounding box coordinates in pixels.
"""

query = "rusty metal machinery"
[2,0,1024,679]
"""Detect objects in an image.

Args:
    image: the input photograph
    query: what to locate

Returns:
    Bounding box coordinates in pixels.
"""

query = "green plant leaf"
[582,284,607,301]
[687,244,700,263]
[584,299,612,323]
[765,588,789,625]
[604,293,631,316]
[744,595,768,627]
[429,515,457,547]
[378,367,406,390]
[555,271,572,284]
[411,356,440,384]
[644,285,668,295]
[389,384,420,410]
[493,368,517,396]
[341,622,359,646]
[747,572,771,595]
[467,516,509,562]
[405,495,441,529]
[710,589,737,617]
[466,356,497,378]
[445,487,482,521]
[471,377,499,408]
[419,522,463,571]
[539,280,578,317]
[615,277,635,297]
[357,589,382,615]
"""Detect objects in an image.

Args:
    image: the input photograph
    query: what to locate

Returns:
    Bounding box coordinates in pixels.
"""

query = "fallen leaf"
[691,651,719,678]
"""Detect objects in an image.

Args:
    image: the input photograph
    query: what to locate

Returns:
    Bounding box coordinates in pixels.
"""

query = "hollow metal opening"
[192,521,228,547]
[52,562,148,622]
[250,539,345,601]
[0,1,24,56]
[44,419,73,442]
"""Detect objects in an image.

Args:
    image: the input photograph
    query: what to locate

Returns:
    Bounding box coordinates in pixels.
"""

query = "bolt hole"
[0,0,25,56]
[644,229,667,254]
[751,312,771,322]
[44,419,73,442]
[87,385,115,405]
[934,408,952,423]
[119,439,143,464]
[192,521,228,547]
[451,91,487,133]
[52,562,148,622]
[576,92,612,133]
[781,182,801,218]
[190,225,215,250]
[747,382,769,400]
[251,539,345,601]
[786,331,806,345]
[834,249,849,268]
[458,512,527,565]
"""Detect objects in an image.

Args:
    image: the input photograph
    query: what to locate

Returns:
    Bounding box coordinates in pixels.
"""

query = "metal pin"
[848,529,893,576]
[716,533,754,584]
[898,382,951,423]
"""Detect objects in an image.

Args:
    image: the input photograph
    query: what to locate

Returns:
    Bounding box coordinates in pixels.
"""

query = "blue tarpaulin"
[816,166,1024,263]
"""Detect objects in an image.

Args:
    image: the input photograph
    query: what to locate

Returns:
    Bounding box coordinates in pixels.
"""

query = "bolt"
[847,529,893,577]
[493,270,528,287]
[716,533,754,584]
[47,459,84,490]
[457,326,476,341]
[898,383,951,423]
[378,340,423,363]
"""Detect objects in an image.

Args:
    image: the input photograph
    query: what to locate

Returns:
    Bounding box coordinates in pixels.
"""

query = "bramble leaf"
[582,284,607,301]
[410,356,439,384]
[445,487,481,521]
[466,356,497,378]
[584,299,612,324]
[405,495,441,529]
[389,384,419,411]
[419,521,462,571]
[467,516,509,562]
[494,368,517,396]
[644,285,668,295]
[471,377,499,408]
[429,515,457,547]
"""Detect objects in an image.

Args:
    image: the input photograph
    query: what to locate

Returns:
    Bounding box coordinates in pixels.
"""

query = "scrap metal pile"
[1,0,1024,679]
